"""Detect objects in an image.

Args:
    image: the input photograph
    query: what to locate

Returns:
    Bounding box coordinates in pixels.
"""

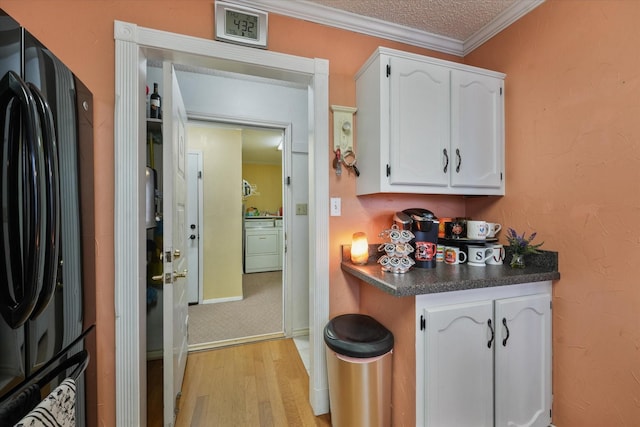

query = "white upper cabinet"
[355,47,505,196]
[451,70,504,190]
[389,56,450,188]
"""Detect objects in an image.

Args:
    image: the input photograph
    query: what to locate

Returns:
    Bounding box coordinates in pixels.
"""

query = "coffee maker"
[394,208,439,268]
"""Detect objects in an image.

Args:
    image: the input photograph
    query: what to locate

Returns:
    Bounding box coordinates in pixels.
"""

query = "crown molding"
[463,0,545,56]
[226,0,545,57]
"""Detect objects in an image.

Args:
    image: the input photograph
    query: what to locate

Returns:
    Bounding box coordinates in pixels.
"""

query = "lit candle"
[351,232,369,264]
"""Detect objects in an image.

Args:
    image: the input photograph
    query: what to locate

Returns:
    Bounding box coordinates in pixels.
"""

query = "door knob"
[151,269,188,282]
[173,269,188,279]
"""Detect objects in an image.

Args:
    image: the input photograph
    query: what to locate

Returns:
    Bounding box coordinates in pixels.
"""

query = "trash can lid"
[323,314,394,358]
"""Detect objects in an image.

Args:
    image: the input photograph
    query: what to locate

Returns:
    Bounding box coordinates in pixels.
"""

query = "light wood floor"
[148,338,331,426]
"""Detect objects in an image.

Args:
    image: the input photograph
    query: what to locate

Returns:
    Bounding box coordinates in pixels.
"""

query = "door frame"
[187,117,293,338]
[114,21,330,425]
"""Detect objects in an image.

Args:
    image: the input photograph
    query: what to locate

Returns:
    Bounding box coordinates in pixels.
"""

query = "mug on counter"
[486,244,506,265]
[438,217,452,238]
[466,220,489,240]
[487,222,502,238]
[444,246,467,265]
[467,246,493,266]
[445,220,466,239]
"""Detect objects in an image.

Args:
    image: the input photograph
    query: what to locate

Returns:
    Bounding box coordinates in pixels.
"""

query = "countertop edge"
[341,244,560,297]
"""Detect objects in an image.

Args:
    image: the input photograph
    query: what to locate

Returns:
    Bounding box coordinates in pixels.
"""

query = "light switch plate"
[330,197,341,216]
[295,203,308,215]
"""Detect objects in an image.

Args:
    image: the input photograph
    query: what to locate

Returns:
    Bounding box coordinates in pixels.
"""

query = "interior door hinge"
[286,176,291,185]
[386,64,391,77]
[386,164,391,177]
[501,172,503,181]
[197,170,202,179]
[420,315,426,331]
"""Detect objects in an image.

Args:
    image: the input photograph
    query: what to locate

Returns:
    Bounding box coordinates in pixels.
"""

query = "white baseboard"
[291,328,310,338]
[201,295,242,304]
[188,332,285,352]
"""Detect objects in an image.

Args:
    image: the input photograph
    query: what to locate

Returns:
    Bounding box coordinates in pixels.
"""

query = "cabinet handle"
[487,319,494,348]
[502,317,510,346]
[443,148,449,173]
[455,148,462,173]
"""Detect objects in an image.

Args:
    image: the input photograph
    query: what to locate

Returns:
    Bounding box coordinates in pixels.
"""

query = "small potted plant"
[505,228,544,268]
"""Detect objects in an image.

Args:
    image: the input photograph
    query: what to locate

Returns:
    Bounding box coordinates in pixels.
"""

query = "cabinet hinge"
[386,64,391,77]
[500,87,503,95]
[386,164,391,177]
[550,300,553,310]
[197,171,202,179]
[420,315,426,331]
[500,172,503,181]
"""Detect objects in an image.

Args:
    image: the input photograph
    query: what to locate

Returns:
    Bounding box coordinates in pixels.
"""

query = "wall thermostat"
[215,1,268,49]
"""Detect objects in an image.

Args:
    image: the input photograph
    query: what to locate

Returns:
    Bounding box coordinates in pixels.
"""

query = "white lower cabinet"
[416,282,552,427]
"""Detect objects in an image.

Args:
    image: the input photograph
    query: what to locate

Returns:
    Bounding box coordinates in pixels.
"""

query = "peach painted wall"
[465,1,640,425]
[0,2,467,425]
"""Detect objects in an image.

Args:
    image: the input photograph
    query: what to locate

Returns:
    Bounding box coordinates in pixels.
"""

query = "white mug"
[444,246,467,265]
[467,246,493,266]
[466,220,489,240]
[486,244,506,265]
[487,222,502,238]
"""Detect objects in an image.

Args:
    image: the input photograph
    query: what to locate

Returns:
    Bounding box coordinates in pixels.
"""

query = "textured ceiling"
[304,0,518,41]
[235,0,543,55]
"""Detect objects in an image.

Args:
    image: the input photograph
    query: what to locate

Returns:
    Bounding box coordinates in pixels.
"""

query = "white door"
[494,294,552,427]
[162,63,189,427]
[389,55,450,187]
[186,151,201,304]
[424,300,494,427]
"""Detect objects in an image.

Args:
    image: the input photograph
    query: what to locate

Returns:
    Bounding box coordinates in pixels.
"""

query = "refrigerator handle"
[0,71,44,328]
[26,83,59,319]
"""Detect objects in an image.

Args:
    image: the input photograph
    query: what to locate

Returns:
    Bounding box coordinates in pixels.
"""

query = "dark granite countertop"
[341,245,560,297]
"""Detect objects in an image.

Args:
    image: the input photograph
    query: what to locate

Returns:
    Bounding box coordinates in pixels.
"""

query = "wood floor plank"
[172,338,331,427]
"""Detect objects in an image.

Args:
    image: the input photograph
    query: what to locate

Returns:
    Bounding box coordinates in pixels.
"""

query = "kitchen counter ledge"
[341,245,560,297]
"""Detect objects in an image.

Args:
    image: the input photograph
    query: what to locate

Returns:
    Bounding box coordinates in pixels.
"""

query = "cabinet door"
[424,301,494,427]
[450,71,503,190]
[389,56,450,187]
[495,294,552,427]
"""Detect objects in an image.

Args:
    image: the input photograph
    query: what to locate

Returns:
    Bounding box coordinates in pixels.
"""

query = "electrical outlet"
[296,203,308,215]
[330,197,341,216]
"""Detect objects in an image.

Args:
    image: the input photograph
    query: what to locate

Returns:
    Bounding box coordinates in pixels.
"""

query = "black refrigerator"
[0,10,96,427]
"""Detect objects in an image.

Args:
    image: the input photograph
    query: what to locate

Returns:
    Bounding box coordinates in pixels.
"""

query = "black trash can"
[324,314,394,427]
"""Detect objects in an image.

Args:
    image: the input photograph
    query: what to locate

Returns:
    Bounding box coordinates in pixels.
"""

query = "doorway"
[114,20,330,424]
[185,122,289,349]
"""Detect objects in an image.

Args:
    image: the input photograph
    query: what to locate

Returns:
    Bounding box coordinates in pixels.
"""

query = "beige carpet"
[187,271,283,345]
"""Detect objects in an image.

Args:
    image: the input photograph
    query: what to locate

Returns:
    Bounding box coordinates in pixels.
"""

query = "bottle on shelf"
[150,82,161,119]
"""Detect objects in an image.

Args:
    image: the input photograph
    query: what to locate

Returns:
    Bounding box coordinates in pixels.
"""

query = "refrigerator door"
[0,12,26,400]
[0,12,20,80]
[23,30,84,375]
